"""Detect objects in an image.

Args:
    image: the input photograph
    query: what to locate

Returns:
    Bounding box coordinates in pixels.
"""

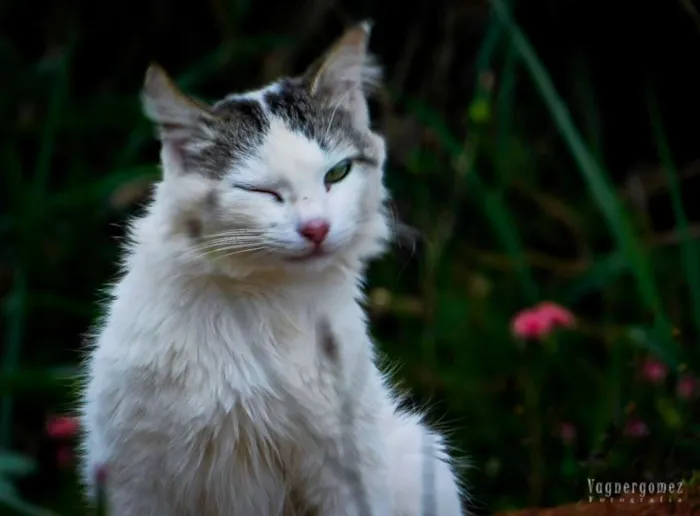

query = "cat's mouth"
[286,246,329,262]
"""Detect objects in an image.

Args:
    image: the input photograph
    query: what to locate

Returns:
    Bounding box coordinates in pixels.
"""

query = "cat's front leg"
[302,416,393,516]
[322,382,394,514]
[294,379,392,515]
[337,420,393,516]
[303,320,393,515]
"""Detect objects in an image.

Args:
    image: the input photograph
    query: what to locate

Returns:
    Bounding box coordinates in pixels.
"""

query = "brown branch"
[619,159,700,201]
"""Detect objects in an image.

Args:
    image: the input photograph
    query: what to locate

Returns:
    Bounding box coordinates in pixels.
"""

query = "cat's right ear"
[302,21,380,128]
[141,64,218,175]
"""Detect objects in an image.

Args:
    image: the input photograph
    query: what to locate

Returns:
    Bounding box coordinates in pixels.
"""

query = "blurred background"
[2,0,700,514]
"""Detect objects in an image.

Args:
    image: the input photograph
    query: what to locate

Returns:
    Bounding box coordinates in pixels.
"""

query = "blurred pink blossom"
[537,302,575,327]
[677,375,698,399]
[46,415,79,439]
[623,418,649,438]
[641,358,668,385]
[95,464,108,484]
[511,310,550,339]
[558,422,577,445]
[511,301,575,340]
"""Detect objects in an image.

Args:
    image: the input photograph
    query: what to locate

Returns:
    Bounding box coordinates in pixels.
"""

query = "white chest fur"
[81,257,378,515]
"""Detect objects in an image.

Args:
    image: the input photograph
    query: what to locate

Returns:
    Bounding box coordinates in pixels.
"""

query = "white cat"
[79,22,465,516]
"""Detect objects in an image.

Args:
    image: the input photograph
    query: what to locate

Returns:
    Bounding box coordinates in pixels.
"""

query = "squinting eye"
[236,186,283,203]
[324,159,353,187]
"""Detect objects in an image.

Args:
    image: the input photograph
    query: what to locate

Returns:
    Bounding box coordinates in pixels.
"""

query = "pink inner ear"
[159,130,190,173]
[160,122,193,152]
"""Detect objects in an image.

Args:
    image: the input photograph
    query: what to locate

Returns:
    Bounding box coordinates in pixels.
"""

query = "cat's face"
[143,23,390,276]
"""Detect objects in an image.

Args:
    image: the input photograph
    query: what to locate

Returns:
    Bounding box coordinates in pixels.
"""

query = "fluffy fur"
[80,22,465,515]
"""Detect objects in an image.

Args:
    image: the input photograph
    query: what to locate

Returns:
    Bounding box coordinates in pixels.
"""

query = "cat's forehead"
[194,79,371,178]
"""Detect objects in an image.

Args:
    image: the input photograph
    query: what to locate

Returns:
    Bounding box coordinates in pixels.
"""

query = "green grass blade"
[560,251,626,304]
[401,13,538,302]
[0,268,27,448]
[33,47,72,198]
[0,450,36,477]
[492,0,676,362]
[572,57,604,162]
[495,45,517,184]
[647,87,700,340]
[401,13,506,365]
[493,42,539,302]
[402,100,539,303]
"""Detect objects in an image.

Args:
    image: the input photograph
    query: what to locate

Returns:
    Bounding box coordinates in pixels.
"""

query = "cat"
[79,21,466,516]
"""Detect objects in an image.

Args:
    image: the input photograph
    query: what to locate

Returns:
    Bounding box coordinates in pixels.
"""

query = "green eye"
[324,159,353,185]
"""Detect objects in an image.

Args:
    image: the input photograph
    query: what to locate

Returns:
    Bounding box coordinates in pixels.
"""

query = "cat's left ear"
[141,64,219,176]
[302,21,381,128]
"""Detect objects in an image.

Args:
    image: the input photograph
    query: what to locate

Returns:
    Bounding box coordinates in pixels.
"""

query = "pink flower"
[46,415,79,439]
[536,302,575,327]
[511,301,575,340]
[623,418,649,438]
[558,422,577,445]
[511,309,551,339]
[95,464,108,485]
[677,375,698,399]
[641,358,668,385]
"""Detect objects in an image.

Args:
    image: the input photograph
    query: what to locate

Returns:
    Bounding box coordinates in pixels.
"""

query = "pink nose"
[298,219,330,245]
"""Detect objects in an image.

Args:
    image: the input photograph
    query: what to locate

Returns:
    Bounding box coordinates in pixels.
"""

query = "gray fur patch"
[187,98,270,178]
[204,189,218,210]
[185,79,375,178]
[264,78,370,154]
[184,217,202,239]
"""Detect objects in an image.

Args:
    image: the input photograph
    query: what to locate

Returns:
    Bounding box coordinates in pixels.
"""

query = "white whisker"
[194,237,266,251]
[194,244,259,258]
[203,229,267,239]
[215,246,269,261]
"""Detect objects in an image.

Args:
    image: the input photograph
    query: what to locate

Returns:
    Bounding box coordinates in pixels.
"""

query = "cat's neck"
[105,207,367,367]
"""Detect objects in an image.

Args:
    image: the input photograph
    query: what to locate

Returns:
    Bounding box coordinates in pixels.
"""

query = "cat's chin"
[285,247,329,263]
[282,249,339,274]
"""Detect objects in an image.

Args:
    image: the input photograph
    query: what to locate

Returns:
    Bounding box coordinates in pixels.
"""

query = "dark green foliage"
[2,0,700,514]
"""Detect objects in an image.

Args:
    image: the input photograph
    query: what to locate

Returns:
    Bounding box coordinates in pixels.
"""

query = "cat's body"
[80,23,465,515]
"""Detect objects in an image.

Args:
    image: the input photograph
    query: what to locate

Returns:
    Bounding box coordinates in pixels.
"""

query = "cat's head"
[142,22,391,279]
